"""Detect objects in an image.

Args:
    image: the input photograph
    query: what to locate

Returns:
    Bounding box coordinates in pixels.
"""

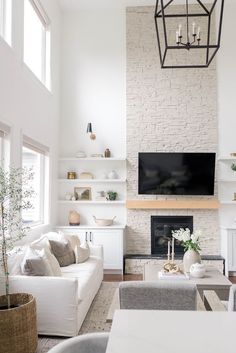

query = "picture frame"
[74,187,92,201]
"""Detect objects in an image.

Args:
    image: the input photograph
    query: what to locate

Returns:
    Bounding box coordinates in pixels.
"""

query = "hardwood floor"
[103,274,142,282]
[229,276,236,284]
[104,274,236,283]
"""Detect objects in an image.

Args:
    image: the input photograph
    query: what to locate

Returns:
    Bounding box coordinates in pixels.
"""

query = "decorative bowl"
[93,216,116,227]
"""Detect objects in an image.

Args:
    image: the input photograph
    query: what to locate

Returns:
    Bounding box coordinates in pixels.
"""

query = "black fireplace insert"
[151,215,193,256]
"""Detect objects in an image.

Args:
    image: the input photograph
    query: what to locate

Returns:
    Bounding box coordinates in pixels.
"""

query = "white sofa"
[0,235,103,337]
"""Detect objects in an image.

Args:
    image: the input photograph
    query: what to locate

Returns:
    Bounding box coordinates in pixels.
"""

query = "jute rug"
[36,282,119,353]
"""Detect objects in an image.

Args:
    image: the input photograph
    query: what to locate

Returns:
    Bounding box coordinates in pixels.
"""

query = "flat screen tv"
[138,152,216,196]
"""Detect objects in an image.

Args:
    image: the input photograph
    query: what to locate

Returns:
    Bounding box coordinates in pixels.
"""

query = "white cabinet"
[91,230,123,271]
[221,228,236,274]
[55,227,124,273]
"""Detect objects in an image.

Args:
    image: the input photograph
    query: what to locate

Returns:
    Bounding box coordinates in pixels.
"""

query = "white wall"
[218,1,236,157]
[217,1,236,230]
[60,9,126,158]
[0,0,61,237]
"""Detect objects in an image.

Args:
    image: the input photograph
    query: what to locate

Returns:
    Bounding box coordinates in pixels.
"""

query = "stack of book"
[158,271,190,280]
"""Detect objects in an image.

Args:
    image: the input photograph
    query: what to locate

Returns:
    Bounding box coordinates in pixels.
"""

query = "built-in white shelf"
[56,225,126,230]
[58,200,126,205]
[58,179,126,183]
[221,226,236,230]
[218,157,236,161]
[218,179,236,182]
[59,157,126,162]
[220,201,236,205]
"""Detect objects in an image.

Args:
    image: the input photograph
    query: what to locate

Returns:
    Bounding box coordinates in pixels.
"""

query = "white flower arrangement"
[172,228,201,252]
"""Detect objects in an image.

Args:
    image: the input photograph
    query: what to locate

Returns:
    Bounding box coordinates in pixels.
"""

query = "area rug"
[36,282,119,353]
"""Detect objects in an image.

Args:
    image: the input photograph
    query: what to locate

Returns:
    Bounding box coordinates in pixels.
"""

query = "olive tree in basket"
[0,166,38,353]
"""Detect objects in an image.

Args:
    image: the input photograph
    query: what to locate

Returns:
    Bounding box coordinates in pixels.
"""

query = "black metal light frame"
[154,0,224,69]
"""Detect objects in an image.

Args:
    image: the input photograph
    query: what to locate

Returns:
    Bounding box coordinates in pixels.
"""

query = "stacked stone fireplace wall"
[126,6,219,267]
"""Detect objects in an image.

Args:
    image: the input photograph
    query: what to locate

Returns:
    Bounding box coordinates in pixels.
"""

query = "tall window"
[24,0,51,89]
[0,121,10,167]
[22,137,49,225]
[0,0,12,45]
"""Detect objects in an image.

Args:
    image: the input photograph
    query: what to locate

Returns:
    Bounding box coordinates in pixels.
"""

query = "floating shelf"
[218,179,236,182]
[58,179,126,183]
[126,199,220,210]
[218,157,236,161]
[59,157,126,162]
[220,201,236,205]
[58,200,126,205]
[55,225,126,230]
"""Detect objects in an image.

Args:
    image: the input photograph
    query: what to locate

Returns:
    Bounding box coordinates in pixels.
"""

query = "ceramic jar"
[183,249,201,273]
[104,148,111,158]
[68,210,80,226]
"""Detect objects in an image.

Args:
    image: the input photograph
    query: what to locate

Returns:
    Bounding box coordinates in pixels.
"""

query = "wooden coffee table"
[143,263,231,300]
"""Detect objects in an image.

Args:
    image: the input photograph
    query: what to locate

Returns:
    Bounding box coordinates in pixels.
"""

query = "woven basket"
[0,293,38,353]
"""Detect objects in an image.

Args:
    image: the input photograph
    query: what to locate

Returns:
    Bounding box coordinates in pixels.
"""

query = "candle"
[178,24,182,37]
[176,31,179,44]
[192,22,196,35]
[172,238,175,263]
[197,27,201,40]
[167,241,170,261]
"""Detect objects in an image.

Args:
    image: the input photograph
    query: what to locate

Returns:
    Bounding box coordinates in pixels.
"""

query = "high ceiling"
[59,0,155,11]
[59,0,214,11]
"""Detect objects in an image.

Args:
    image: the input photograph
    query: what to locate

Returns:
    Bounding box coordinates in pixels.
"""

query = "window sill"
[21,62,52,95]
[0,34,12,52]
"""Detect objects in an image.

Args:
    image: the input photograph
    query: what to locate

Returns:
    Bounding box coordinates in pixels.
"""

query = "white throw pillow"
[65,235,81,252]
[75,242,90,263]
[31,235,51,251]
[7,247,27,275]
[44,247,62,276]
[21,247,54,276]
[44,231,67,243]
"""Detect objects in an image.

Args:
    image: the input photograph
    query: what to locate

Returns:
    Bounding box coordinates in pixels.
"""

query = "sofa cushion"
[31,236,51,251]
[65,235,81,252]
[21,247,54,276]
[49,240,75,267]
[61,257,103,301]
[75,242,90,263]
[44,248,62,276]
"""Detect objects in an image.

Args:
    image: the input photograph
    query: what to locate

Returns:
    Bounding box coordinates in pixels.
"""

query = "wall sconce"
[86,123,96,140]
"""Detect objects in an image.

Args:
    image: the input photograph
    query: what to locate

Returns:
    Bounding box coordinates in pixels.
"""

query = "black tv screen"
[138,152,216,196]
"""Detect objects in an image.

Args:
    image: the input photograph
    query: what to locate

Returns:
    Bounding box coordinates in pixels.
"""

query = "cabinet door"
[91,230,123,270]
[228,230,236,271]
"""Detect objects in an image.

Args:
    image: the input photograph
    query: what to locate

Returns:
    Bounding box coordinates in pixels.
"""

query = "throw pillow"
[31,235,51,251]
[7,247,27,275]
[75,242,90,263]
[44,247,62,276]
[49,240,75,267]
[65,235,81,252]
[43,231,67,243]
[21,247,53,276]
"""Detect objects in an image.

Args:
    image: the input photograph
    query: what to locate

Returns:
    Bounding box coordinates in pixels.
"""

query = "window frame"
[23,0,51,89]
[22,136,49,227]
[0,0,12,46]
[0,121,10,168]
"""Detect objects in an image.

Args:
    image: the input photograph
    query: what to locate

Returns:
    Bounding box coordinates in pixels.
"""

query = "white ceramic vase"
[183,249,201,273]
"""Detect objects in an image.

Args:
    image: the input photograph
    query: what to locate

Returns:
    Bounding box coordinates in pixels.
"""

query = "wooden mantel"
[126,199,220,210]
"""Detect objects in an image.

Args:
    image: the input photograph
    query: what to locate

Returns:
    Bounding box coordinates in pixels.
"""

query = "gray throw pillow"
[49,240,75,267]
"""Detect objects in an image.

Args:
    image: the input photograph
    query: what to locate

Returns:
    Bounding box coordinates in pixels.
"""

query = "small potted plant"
[231,163,236,174]
[106,191,118,201]
[172,228,201,273]
[0,166,38,353]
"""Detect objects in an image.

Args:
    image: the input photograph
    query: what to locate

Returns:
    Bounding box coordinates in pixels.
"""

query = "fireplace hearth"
[151,216,193,256]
